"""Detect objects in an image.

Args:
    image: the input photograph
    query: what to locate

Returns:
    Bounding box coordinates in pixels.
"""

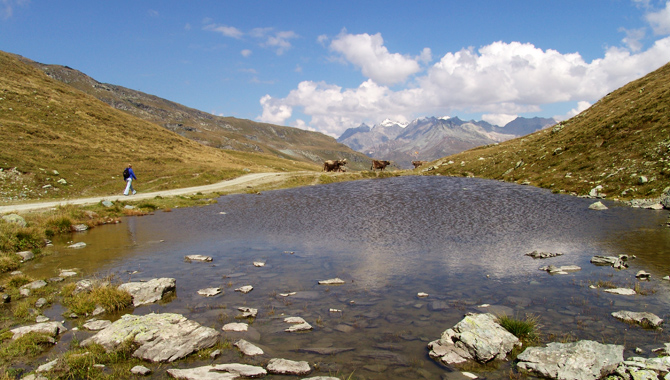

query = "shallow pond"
[28,176,670,379]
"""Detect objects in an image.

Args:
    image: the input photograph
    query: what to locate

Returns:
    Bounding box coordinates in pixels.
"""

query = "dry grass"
[424,62,670,200]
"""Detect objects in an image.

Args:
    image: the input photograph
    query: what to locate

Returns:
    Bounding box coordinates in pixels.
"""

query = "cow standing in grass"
[371,160,391,171]
[323,159,347,172]
[412,160,427,168]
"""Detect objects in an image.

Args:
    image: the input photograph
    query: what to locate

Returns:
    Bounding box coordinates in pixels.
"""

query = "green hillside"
[425,62,670,200]
[0,51,319,203]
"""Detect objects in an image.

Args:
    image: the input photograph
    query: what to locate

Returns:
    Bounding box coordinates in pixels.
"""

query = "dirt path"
[0,171,314,214]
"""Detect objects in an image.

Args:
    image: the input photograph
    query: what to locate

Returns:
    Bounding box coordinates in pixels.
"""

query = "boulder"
[130,365,151,376]
[16,250,34,261]
[611,311,663,328]
[589,201,608,210]
[267,358,311,375]
[11,321,67,340]
[83,319,112,331]
[222,323,248,332]
[635,270,651,280]
[118,278,176,306]
[284,316,313,332]
[237,307,257,318]
[516,340,624,380]
[2,213,26,227]
[81,313,219,362]
[428,313,520,365]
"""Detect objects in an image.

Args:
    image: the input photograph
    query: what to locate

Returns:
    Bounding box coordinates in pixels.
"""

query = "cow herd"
[322,159,427,172]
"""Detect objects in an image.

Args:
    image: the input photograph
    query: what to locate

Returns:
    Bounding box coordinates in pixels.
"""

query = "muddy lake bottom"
[23,176,670,379]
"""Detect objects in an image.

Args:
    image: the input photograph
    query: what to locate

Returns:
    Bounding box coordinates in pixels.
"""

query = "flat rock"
[83,319,112,331]
[267,358,311,375]
[222,323,248,332]
[516,340,623,380]
[197,287,221,297]
[184,255,213,262]
[237,307,257,318]
[611,311,663,327]
[68,242,87,249]
[118,277,176,306]
[11,321,67,340]
[130,365,151,375]
[167,364,266,380]
[604,288,636,296]
[234,285,253,294]
[253,262,265,267]
[526,250,563,259]
[16,250,34,261]
[297,347,355,355]
[234,339,264,356]
[318,278,346,285]
[81,312,219,362]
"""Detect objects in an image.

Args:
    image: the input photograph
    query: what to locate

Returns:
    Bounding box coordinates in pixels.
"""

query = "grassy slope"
[15,54,372,170]
[0,51,319,202]
[426,62,670,200]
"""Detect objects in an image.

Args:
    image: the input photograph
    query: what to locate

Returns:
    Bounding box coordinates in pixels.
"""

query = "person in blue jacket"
[123,164,137,195]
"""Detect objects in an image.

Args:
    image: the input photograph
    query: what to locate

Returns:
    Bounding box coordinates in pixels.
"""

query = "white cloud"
[1,0,29,19]
[203,23,243,39]
[259,35,670,137]
[329,31,424,85]
[241,49,252,57]
[646,1,670,35]
[620,27,646,51]
[482,114,518,127]
[555,101,592,121]
[259,94,292,124]
[263,30,299,55]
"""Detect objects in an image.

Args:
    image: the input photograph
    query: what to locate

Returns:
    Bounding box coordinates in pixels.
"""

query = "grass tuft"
[497,314,540,344]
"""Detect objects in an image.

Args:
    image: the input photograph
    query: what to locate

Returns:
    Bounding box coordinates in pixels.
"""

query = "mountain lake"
[22,175,670,379]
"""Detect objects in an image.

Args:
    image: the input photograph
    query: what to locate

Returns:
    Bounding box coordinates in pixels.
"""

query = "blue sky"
[2,1,670,137]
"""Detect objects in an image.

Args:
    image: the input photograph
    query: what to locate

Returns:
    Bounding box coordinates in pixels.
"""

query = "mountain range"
[338,116,556,168]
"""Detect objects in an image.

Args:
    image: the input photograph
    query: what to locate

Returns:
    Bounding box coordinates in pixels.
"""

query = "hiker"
[123,164,137,195]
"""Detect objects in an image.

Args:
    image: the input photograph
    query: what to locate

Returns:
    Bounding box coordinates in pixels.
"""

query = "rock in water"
[81,313,219,362]
[266,358,311,375]
[118,278,176,306]
[611,311,663,328]
[516,340,623,380]
[428,313,520,365]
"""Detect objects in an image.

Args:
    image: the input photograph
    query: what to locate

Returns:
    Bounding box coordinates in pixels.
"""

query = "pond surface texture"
[30,176,670,379]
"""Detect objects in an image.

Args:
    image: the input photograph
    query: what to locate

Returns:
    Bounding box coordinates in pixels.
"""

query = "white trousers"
[124,178,135,195]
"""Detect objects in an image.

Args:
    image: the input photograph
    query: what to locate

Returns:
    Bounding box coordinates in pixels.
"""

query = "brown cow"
[412,160,427,168]
[323,158,347,172]
[370,160,391,171]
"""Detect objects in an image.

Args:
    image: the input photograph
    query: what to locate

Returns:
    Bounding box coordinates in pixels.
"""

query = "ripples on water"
[36,176,670,379]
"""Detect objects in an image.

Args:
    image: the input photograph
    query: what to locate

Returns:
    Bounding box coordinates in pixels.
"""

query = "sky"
[2,1,670,137]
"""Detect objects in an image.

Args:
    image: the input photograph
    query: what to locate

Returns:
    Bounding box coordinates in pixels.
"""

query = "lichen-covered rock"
[81,313,219,362]
[516,340,623,380]
[428,313,520,365]
[267,358,311,375]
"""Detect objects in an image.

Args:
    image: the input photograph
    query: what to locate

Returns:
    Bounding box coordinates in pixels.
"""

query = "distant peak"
[438,116,450,120]
[379,118,408,128]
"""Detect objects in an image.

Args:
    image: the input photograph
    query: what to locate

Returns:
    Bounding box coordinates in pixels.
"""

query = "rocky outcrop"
[428,313,520,365]
[516,340,624,380]
[118,278,176,306]
[611,355,670,380]
[591,255,630,269]
[81,313,219,362]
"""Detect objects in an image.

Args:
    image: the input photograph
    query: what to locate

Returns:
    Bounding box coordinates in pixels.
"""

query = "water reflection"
[24,176,670,379]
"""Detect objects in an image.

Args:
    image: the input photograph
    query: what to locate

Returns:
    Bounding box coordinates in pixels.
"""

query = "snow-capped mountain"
[337,116,556,168]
